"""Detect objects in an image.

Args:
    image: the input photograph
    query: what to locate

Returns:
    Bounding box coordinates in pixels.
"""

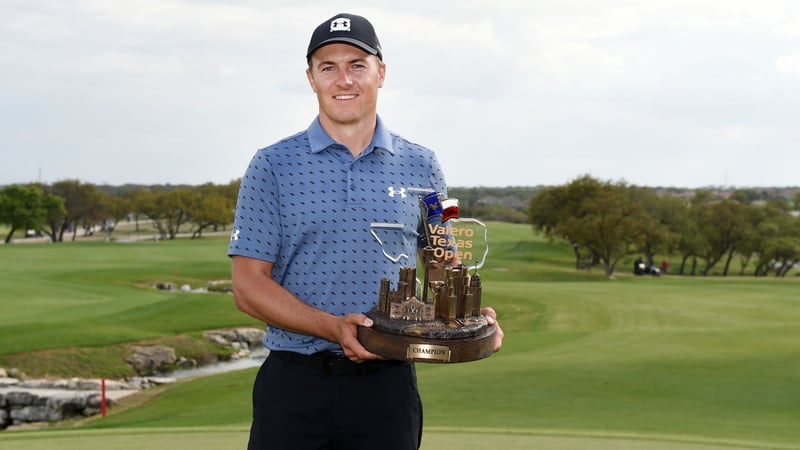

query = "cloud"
[2,0,800,188]
[776,53,800,74]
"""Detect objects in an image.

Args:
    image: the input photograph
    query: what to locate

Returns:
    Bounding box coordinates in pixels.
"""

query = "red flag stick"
[101,377,107,417]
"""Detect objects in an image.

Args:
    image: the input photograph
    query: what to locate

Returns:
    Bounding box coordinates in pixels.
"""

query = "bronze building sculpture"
[358,191,496,363]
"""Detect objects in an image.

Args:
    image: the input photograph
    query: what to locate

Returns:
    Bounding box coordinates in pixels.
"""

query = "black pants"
[247,351,423,450]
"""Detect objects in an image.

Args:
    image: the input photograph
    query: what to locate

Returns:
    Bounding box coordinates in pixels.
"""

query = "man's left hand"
[481,307,504,352]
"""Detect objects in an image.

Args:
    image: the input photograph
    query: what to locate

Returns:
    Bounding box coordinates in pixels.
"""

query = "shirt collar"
[307,115,395,156]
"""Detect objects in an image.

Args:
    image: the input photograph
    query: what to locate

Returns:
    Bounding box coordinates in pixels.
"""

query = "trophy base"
[357,323,496,363]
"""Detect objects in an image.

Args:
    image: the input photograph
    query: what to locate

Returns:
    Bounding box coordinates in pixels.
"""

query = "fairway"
[2,224,800,448]
[0,239,258,357]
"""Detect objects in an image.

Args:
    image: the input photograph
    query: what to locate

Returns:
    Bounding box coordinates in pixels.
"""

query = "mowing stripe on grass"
[0,427,793,450]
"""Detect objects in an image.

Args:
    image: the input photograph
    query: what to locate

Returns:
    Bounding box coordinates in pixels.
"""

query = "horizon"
[4,178,799,192]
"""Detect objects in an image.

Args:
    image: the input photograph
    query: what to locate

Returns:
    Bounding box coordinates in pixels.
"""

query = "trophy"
[357,188,496,363]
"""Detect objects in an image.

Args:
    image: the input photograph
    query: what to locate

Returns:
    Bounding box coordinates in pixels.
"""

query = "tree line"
[0,180,239,243]
[528,175,800,277]
[4,177,800,279]
[0,181,537,244]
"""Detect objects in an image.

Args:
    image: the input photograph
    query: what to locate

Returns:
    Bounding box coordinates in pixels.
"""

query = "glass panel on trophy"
[358,188,496,363]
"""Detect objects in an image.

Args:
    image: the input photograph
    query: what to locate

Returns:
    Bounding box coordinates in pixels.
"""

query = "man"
[228,13,503,450]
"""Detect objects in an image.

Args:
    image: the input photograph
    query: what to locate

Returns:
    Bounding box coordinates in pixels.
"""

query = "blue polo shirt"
[228,116,447,354]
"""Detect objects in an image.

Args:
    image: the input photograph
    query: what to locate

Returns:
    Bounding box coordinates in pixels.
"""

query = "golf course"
[1,222,798,449]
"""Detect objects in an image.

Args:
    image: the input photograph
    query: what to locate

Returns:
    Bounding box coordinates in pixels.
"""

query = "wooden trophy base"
[357,324,496,363]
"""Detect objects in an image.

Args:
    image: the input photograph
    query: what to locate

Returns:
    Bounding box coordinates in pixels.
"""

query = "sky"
[2,0,799,189]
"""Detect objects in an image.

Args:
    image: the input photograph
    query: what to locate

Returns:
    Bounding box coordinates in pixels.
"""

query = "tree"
[187,183,235,239]
[0,185,47,243]
[128,188,156,233]
[764,236,800,277]
[630,188,685,269]
[676,191,716,275]
[676,217,704,276]
[452,186,540,219]
[471,203,529,223]
[39,192,67,243]
[751,209,800,277]
[735,204,773,276]
[694,200,749,276]
[102,191,132,240]
[529,175,604,270]
[48,180,105,242]
[577,181,644,276]
[142,188,194,240]
[529,175,642,277]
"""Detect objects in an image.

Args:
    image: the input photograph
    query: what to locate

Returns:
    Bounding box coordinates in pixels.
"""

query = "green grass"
[0,238,257,355]
[2,223,800,448]
[418,280,800,443]
[0,237,258,377]
[1,427,790,450]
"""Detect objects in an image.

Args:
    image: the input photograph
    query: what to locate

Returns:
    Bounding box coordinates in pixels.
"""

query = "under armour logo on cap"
[330,18,350,32]
[307,13,383,60]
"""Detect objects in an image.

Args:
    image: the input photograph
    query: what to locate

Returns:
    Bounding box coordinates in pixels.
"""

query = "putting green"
[0,427,790,450]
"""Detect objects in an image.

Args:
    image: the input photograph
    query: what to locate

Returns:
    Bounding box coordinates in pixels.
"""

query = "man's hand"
[337,313,380,363]
[481,307,504,353]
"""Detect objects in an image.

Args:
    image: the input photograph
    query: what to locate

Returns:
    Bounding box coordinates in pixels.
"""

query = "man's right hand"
[337,313,380,363]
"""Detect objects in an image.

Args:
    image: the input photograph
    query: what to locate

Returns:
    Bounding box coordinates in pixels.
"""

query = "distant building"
[476,195,527,209]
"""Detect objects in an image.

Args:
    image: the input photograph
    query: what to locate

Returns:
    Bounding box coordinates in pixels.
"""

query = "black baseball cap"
[306,13,383,60]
